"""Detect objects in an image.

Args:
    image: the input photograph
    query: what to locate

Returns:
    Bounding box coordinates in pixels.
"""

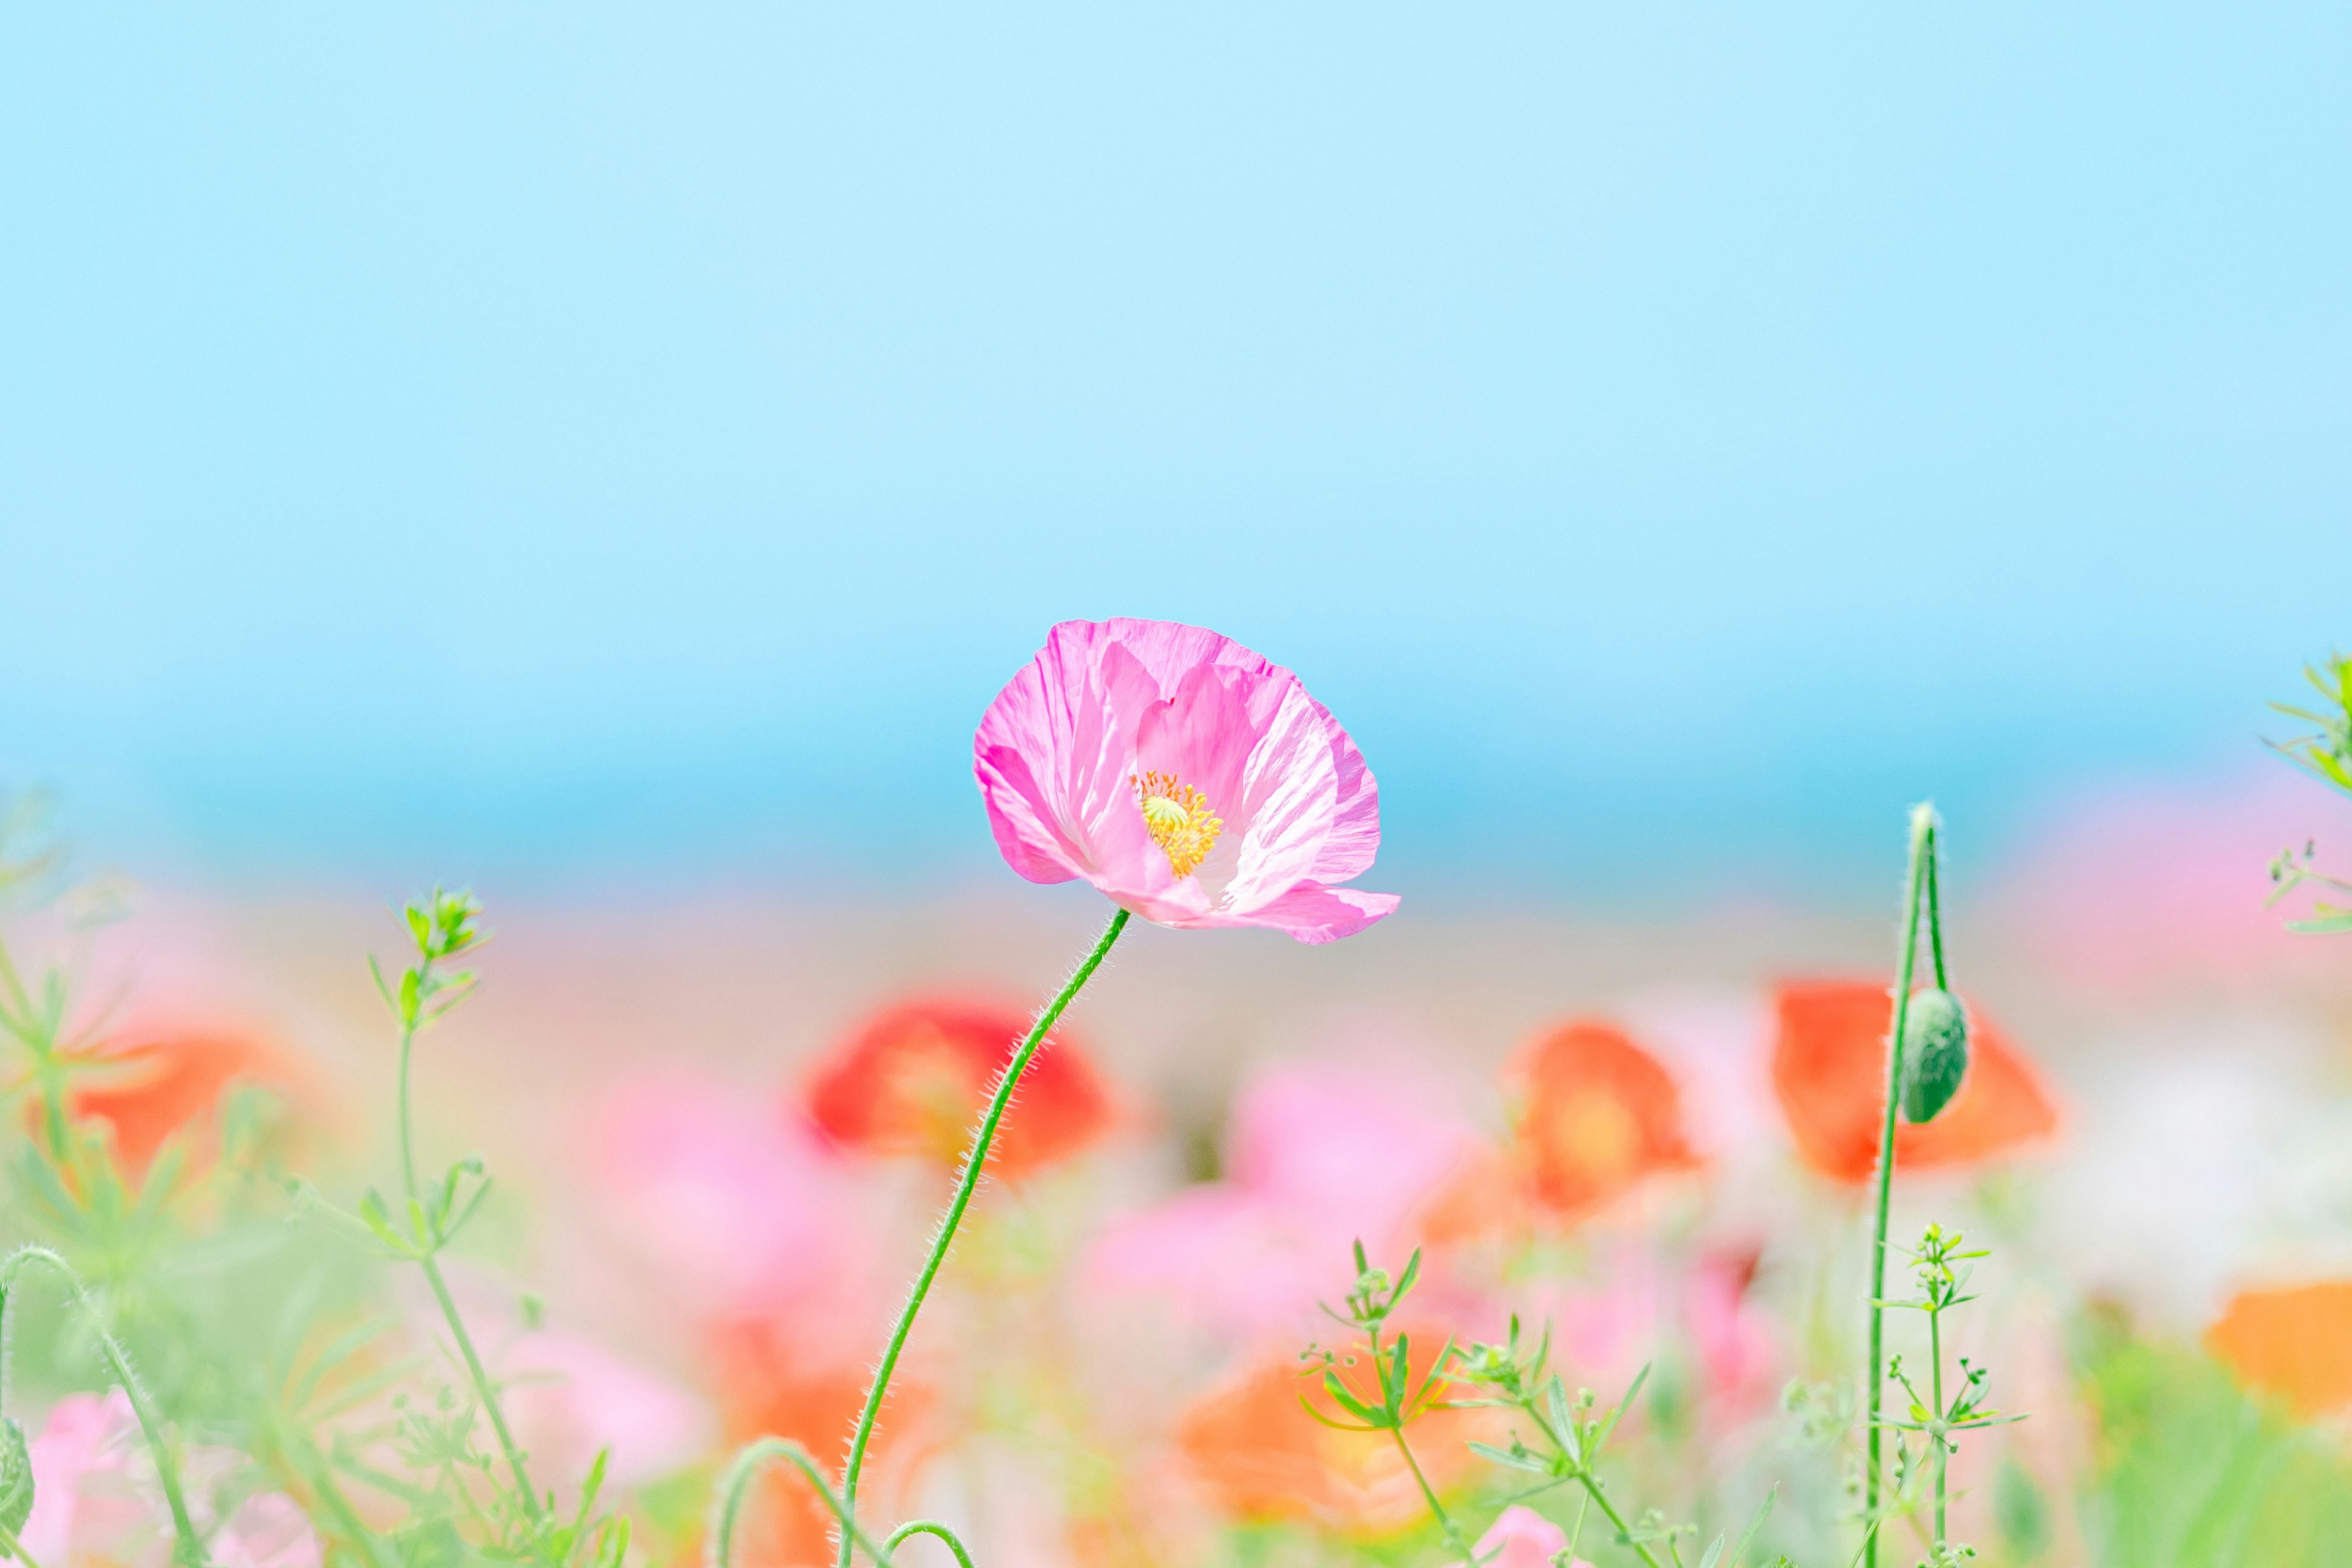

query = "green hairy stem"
[709,1438,900,1568]
[884,1522,978,1568]
[833,908,1130,1567]
[0,1246,208,1568]
[1864,804,1940,1568]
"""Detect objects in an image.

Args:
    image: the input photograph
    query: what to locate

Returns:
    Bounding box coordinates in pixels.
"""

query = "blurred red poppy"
[2206,1280,2352,1419]
[64,1028,303,1180]
[1770,981,2058,1185]
[1511,1020,1700,1218]
[804,997,1113,1178]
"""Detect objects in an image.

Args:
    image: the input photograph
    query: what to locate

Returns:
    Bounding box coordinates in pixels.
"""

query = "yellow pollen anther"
[1131,770,1224,878]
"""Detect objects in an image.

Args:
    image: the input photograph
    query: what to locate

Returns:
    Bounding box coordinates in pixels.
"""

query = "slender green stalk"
[397,1030,420,1210]
[1929,1310,1947,1548]
[834,908,1130,1567]
[884,1522,976,1568]
[394,980,540,1522]
[1393,1429,1469,1559]
[0,1519,46,1568]
[1362,1312,1468,1561]
[0,1246,206,1567]
[710,1438,899,1568]
[1864,804,1937,1568]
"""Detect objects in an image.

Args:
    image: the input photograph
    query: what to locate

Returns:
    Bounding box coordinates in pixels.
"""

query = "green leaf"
[1594,1362,1649,1452]
[1321,1370,1384,1428]
[355,1190,416,1256]
[1296,1394,1378,1433]
[1698,1534,1725,1568]
[1730,1484,1776,1567]
[1901,989,1970,1125]
[1468,1439,1551,1474]
[1547,1375,1579,1463]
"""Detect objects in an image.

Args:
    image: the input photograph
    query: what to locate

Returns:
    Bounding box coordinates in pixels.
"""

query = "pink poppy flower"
[974,619,1397,943]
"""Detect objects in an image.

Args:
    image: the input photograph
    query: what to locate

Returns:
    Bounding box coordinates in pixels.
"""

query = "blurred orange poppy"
[1177,1333,1478,1535]
[2206,1280,2352,1419]
[703,1321,917,1568]
[64,1028,303,1180]
[805,997,1113,1178]
[1511,1020,1700,1218]
[1770,981,2058,1185]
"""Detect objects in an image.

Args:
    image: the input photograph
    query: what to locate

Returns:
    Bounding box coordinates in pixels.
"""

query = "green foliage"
[0,1417,33,1538]
[2076,1325,2352,1568]
[2268,654,2352,796]
[2267,653,2352,933]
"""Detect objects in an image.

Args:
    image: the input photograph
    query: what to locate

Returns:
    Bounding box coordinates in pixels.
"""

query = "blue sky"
[2,5,2346,900]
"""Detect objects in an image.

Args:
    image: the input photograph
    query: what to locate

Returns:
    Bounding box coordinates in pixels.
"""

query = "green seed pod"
[1900,988,1970,1125]
[0,1417,33,1538]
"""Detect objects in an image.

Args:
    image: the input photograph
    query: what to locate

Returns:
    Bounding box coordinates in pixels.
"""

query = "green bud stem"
[1865,805,1941,1568]
[833,908,1129,1567]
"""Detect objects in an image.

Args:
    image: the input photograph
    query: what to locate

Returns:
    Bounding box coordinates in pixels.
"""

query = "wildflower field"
[6,6,2350,1566]
[3,625,2350,1568]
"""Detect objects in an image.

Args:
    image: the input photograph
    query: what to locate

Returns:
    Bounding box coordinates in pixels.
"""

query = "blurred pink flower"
[209,1492,323,1568]
[1535,1250,1777,1422]
[1453,1506,1591,1568]
[586,1074,880,1353]
[500,1328,713,1487]
[20,1392,322,1568]
[20,1392,146,1567]
[1992,767,2352,989]
[1088,1063,1481,1339]
[974,618,1396,943]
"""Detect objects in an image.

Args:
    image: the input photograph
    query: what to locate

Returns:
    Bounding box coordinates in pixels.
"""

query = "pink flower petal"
[1453,1505,1588,1568]
[975,619,1395,941]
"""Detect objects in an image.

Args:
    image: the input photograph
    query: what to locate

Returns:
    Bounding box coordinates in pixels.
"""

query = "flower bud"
[1900,988,1970,1125]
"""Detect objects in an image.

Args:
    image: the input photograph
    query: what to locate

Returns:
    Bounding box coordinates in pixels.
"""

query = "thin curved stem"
[834,908,1130,1568]
[0,1246,206,1567]
[884,1521,976,1568]
[0,1520,46,1568]
[1393,1428,1470,1559]
[1865,804,1937,1568]
[710,1438,898,1568]
[394,990,540,1522]
[1572,1472,1667,1568]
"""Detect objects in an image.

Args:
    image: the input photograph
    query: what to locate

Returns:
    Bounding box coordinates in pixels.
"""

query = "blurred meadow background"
[4,6,2352,1567]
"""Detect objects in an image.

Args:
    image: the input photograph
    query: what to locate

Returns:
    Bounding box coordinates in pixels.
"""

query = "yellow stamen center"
[1132,770,1224,878]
